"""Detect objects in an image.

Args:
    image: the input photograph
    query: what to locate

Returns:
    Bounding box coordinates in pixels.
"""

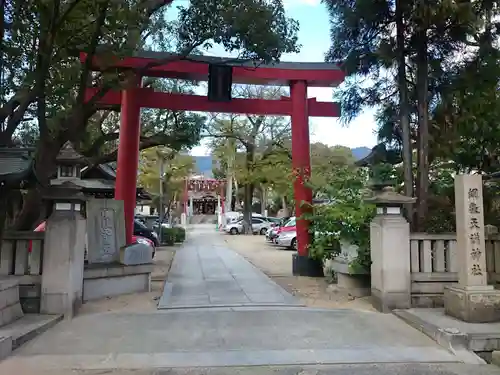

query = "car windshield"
[134,219,148,229]
[284,218,296,227]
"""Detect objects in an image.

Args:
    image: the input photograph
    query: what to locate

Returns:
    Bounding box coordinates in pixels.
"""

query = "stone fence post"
[366,187,416,312]
[444,174,500,322]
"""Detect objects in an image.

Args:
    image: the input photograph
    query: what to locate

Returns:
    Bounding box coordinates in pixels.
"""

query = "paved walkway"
[158,225,300,308]
[1,225,499,375]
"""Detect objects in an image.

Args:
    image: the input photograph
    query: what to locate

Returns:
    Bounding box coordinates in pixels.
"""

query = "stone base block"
[444,286,500,323]
[371,288,410,313]
[83,264,153,301]
[0,278,23,327]
[0,336,12,361]
[40,292,81,318]
[337,273,371,298]
[292,253,324,277]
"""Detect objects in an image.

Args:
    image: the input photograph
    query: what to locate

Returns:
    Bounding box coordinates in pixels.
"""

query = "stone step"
[0,314,62,360]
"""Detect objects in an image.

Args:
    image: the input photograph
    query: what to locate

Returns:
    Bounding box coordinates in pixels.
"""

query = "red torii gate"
[82,51,344,276]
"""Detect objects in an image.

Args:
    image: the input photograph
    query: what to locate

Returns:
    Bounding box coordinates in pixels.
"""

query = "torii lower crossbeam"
[86,88,340,117]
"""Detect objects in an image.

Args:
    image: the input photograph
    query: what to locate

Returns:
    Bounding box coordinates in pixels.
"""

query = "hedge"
[159,227,176,246]
[173,226,186,242]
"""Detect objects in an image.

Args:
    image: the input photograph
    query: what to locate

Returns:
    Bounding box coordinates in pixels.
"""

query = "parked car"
[273,217,296,245]
[266,216,291,241]
[224,217,271,235]
[265,217,282,227]
[276,229,297,250]
[134,219,160,246]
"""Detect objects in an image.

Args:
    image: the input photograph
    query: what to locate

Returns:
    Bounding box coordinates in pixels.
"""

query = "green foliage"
[138,147,194,213]
[306,166,375,274]
[160,227,176,246]
[176,0,300,62]
[324,0,500,231]
[173,226,186,242]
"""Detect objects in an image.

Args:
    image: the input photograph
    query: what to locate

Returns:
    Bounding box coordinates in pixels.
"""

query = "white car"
[276,230,297,250]
[224,217,271,235]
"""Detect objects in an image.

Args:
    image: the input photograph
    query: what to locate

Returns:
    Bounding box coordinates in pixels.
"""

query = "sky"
[167,0,379,155]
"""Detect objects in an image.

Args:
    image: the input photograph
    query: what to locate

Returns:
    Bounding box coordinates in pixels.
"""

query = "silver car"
[276,230,297,249]
[224,217,271,235]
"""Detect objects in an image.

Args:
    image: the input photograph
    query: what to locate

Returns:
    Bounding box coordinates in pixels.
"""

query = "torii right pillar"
[290,80,324,277]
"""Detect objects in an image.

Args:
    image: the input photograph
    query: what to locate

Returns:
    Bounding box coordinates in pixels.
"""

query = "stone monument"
[444,174,500,322]
[86,198,126,264]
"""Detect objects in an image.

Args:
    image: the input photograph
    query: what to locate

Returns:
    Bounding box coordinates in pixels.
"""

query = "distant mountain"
[351,147,371,161]
[192,146,371,176]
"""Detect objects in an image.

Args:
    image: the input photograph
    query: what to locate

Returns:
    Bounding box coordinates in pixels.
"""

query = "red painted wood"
[114,88,141,243]
[80,53,345,87]
[290,80,312,256]
[85,88,340,117]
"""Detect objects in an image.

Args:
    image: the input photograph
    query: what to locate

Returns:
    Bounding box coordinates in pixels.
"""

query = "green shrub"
[305,166,375,274]
[173,226,186,242]
[160,227,176,246]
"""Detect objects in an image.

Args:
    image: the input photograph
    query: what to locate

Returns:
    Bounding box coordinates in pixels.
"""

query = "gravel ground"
[222,234,375,312]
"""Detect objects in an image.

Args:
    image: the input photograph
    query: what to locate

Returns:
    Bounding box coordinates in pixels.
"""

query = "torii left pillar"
[115,85,141,243]
[290,80,323,277]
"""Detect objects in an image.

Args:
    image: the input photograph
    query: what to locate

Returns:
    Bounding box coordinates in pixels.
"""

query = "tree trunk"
[13,135,65,230]
[261,185,267,215]
[396,0,413,222]
[242,144,255,234]
[0,187,8,248]
[243,183,254,234]
[233,178,238,210]
[281,195,289,217]
[415,23,430,231]
[225,138,235,212]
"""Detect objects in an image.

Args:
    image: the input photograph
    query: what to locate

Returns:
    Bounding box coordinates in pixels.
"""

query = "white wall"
[135,204,155,216]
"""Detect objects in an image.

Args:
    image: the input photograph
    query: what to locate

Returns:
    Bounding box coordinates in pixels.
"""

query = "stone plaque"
[99,209,117,261]
[454,174,487,288]
[119,243,153,266]
[86,198,126,264]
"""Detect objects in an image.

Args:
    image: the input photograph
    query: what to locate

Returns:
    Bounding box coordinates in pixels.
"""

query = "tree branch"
[88,133,182,166]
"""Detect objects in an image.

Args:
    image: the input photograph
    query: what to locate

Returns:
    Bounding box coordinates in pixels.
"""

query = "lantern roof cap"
[56,142,87,165]
[365,186,416,205]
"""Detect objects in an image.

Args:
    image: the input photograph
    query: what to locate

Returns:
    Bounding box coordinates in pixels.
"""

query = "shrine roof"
[81,51,345,87]
[0,147,33,183]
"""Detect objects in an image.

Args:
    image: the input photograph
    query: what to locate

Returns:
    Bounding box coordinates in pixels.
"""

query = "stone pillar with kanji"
[444,174,500,322]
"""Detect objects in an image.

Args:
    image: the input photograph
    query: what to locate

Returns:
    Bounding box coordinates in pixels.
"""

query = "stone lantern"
[365,186,416,217]
[364,186,416,313]
[40,142,87,318]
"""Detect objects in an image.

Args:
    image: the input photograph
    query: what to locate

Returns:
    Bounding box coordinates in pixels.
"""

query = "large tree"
[207,85,291,233]
[138,147,194,218]
[323,0,491,230]
[0,0,300,232]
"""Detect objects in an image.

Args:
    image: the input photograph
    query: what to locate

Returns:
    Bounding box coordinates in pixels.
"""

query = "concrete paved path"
[158,225,300,309]
[1,225,498,374]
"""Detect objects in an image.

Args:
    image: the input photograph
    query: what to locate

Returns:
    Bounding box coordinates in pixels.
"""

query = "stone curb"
[393,310,486,365]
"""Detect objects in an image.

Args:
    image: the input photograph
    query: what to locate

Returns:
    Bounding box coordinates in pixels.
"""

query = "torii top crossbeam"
[80,51,344,87]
